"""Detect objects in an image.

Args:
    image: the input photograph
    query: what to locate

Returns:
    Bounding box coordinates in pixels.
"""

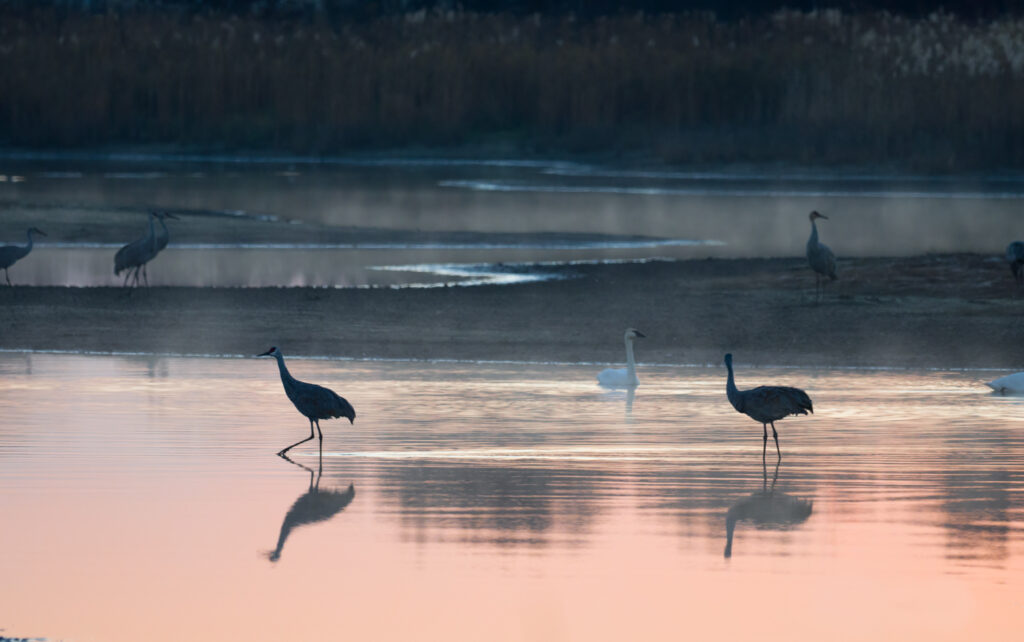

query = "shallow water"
[2,353,1023,641]
[2,157,1024,287]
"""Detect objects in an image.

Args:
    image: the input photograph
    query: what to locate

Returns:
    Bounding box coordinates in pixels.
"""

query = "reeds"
[1,8,1023,168]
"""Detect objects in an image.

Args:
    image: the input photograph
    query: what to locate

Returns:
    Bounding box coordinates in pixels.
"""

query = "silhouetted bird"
[1006,241,1024,286]
[806,211,837,301]
[0,227,46,285]
[725,353,813,460]
[114,211,177,287]
[258,346,356,455]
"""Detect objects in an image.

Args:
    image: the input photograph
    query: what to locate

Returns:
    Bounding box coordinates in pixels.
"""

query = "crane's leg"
[771,422,781,460]
[315,419,324,449]
[142,264,149,287]
[3,268,10,286]
[121,270,131,287]
[762,424,768,463]
[278,418,316,456]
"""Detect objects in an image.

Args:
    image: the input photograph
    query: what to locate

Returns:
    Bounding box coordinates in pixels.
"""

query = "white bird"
[806,211,837,302]
[0,227,46,285]
[597,328,646,388]
[986,372,1024,394]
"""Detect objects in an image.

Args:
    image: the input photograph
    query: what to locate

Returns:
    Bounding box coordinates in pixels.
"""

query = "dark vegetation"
[2,2,1024,168]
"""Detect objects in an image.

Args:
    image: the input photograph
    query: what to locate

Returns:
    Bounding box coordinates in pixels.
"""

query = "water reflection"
[266,453,356,563]
[724,461,813,559]
[376,462,605,548]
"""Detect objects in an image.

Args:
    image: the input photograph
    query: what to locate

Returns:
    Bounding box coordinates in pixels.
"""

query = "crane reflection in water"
[724,460,813,559]
[266,452,356,563]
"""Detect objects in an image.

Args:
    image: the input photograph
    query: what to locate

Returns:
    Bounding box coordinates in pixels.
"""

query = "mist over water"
[2,353,1023,641]
[1,157,1022,285]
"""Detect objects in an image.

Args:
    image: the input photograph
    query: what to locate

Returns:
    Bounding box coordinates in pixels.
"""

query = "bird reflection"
[724,460,813,558]
[266,452,355,563]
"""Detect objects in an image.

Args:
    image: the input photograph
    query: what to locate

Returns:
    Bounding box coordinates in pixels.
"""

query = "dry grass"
[2,8,1023,168]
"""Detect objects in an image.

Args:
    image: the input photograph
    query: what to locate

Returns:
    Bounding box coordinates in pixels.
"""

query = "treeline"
[5,0,1024,19]
[2,8,1024,168]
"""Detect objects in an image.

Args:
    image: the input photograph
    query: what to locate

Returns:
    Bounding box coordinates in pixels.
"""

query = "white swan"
[986,372,1024,394]
[597,328,646,388]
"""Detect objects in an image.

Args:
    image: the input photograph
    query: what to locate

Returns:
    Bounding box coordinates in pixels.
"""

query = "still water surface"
[2,353,1023,641]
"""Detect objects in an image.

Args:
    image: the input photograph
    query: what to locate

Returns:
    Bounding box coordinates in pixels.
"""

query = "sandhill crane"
[0,227,46,285]
[806,211,837,301]
[114,211,177,287]
[1007,241,1024,286]
[597,328,646,387]
[258,347,356,455]
[267,453,355,562]
[724,353,813,461]
[724,460,813,558]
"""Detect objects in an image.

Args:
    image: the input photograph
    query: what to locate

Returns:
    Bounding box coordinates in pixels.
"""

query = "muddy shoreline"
[2,254,1022,370]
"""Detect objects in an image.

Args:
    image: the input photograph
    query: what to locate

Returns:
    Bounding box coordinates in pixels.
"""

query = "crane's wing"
[746,385,813,418]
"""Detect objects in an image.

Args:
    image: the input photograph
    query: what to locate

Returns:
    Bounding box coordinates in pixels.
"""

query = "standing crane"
[0,227,46,285]
[258,347,356,455]
[724,353,813,461]
[806,211,837,302]
[114,211,177,287]
[1007,241,1024,286]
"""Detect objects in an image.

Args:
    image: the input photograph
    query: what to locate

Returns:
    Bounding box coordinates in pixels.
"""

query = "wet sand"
[2,254,1022,369]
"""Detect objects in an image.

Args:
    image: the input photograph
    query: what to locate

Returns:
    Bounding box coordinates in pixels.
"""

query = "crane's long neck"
[157,217,169,241]
[24,229,35,251]
[274,352,296,386]
[726,360,742,410]
[624,337,637,382]
[808,219,819,249]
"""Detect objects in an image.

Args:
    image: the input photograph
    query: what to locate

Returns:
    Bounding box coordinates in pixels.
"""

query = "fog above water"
[2,156,1023,261]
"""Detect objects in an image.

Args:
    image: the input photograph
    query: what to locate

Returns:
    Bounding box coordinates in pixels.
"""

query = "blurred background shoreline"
[4,3,1024,171]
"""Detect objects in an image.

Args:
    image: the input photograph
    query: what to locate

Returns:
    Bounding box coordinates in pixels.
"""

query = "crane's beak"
[817,213,829,220]
[635,331,647,339]
[36,229,47,236]
[165,213,180,220]
[256,349,274,357]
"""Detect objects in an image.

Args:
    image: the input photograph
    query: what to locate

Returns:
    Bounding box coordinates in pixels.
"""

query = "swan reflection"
[724,460,813,558]
[267,453,355,563]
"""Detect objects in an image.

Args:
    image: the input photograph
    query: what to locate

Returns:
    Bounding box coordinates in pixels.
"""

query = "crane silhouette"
[806,211,837,302]
[725,353,813,461]
[114,211,177,287]
[267,452,356,562]
[1006,241,1024,286]
[0,227,46,285]
[724,460,813,558]
[258,346,356,455]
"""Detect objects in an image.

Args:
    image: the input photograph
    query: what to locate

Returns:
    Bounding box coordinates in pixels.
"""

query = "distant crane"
[724,353,814,461]
[806,211,837,301]
[1007,241,1024,286]
[0,227,46,285]
[114,211,177,287]
[258,346,356,455]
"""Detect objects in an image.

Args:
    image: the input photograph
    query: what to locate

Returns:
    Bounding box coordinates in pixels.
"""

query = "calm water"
[2,353,1023,641]
[3,156,1024,286]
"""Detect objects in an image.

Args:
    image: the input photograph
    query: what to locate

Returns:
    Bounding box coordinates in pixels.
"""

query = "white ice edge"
[439,179,1024,200]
